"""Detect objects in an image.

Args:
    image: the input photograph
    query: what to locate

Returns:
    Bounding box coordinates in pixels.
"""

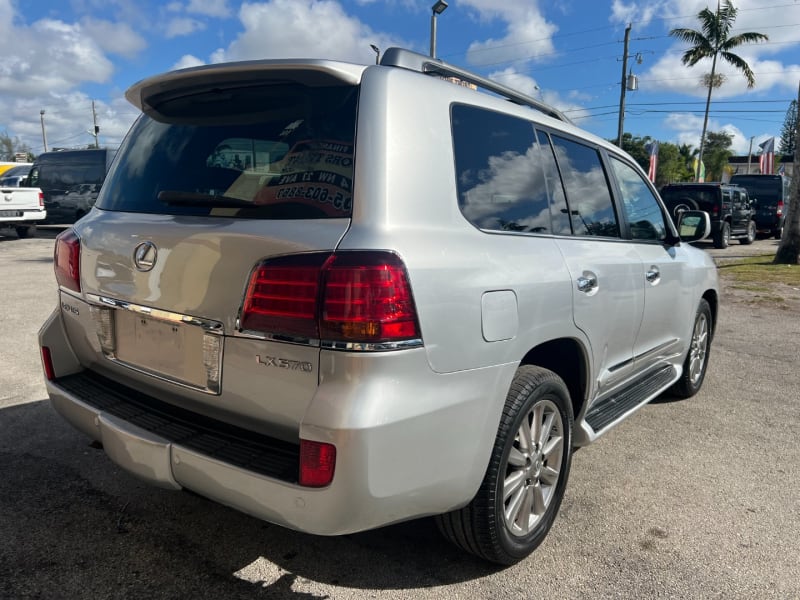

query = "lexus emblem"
[133,241,158,272]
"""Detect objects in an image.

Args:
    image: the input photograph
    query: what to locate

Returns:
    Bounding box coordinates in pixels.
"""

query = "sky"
[1,0,798,158]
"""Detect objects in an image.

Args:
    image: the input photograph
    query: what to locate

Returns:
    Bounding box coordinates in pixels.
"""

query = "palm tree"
[670,0,767,181]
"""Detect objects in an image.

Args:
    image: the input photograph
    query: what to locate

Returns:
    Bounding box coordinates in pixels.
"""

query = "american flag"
[646,140,659,182]
[759,137,775,174]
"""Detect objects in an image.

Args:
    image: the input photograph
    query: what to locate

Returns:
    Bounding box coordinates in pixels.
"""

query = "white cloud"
[186,0,232,18]
[610,0,664,27]
[166,17,207,38]
[172,54,206,70]
[212,0,409,65]
[620,0,800,97]
[80,17,147,58]
[489,67,591,123]
[460,0,558,67]
[661,112,761,154]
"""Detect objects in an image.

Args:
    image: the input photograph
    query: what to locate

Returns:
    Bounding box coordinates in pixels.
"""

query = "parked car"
[660,182,756,248]
[729,173,792,239]
[24,148,114,224]
[0,164,32,187]
[39,48,719,565]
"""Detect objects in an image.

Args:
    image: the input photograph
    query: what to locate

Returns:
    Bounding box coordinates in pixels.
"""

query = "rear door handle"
[646,266,661,284]
[576,273,598,294]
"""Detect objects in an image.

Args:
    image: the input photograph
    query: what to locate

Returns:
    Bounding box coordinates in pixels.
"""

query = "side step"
[585,365,675,432]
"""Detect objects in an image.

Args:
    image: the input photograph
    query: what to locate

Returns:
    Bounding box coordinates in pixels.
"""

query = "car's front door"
[608,156,694,372]
[545,133,643,394]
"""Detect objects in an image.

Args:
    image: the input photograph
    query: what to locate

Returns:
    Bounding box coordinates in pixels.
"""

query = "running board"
[585,365,675,432]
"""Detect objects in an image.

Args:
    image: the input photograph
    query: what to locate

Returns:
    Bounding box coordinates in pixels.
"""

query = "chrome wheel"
[503,398,564,537]
[688,311,709,385]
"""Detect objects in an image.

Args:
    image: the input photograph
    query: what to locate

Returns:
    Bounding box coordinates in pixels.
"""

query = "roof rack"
[379,47,571,124]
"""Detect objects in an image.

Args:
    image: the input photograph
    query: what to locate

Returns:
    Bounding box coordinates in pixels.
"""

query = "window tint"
[550,135,619,238]
[97,85,358,219]
[609,157,667,241]
[452,105,557,234]
[535,130,571,235]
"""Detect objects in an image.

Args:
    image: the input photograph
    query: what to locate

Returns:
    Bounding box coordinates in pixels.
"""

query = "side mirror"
[677,210,711,242]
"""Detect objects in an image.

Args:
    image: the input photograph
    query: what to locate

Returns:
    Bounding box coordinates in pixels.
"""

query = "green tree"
[654,142,694,186]
[775,85,800,265]
[616,132,651,171]
[669,0,768,181]
[0,131,33,162]
[702,130,733,181]
[779,100,797,156]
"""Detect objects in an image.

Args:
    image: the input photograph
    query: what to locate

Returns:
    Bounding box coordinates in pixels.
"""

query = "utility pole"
[40,110,48,153]
[746,136,754,174]
[91,100,100,149]
[616,23,632,147]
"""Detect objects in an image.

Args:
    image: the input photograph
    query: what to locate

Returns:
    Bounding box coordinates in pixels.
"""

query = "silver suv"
[39,48,718,565]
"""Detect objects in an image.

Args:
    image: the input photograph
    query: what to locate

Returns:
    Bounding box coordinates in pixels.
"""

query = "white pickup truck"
[0,186,46,238]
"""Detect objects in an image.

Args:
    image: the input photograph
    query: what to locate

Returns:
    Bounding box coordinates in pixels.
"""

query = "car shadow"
[0,400,497,599]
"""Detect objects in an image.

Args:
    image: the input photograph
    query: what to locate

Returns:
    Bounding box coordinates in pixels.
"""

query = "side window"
[609,156,668,241]
[27,166,39,187]
[535,130,571,235]
[550,135,620,238]
[452,105,554,234]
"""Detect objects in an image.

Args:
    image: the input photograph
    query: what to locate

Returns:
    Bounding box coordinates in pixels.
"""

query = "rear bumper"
[40,307,516,535]
[0,208,46,225]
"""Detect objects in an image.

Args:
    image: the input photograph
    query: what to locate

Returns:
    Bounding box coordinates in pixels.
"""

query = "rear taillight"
[240,251,421,345]
[54,229,81,293]
[41,346,55,381]
[240,253,329,339]
[777,201,784,216]
[299,439,336,487]
[38,192,44,208]
[320,253,419,343]
[711,204,719,216]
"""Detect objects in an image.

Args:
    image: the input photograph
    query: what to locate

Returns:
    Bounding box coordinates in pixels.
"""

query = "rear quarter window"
[451,104,564,235]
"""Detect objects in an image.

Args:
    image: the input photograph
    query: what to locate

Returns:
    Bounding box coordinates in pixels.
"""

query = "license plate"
[114,311,207,388]
[0,210,22,217]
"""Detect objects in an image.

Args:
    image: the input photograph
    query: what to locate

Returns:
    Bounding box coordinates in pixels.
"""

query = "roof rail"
[379,47,571,124]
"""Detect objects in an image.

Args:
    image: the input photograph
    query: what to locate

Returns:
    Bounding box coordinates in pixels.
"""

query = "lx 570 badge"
[255,355,313,373]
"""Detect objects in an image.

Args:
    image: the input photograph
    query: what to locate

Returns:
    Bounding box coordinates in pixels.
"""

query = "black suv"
[660,182,756,248]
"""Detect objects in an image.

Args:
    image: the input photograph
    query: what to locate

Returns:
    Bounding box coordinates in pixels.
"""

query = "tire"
[15,226,34,239]
[773,224,783,240]
[436,366,573,565]
[713,222,730,249]
[739,220,756,245]
[670,299,712,399]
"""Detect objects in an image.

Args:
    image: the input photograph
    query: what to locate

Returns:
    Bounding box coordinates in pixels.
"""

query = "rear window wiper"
[157,191,253,208]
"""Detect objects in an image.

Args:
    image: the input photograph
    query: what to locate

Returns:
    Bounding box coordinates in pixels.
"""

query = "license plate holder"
[114,311,208,389]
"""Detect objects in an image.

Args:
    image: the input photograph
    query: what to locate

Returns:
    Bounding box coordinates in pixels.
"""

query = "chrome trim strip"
[86,294,224,334]
[321,339,424,352]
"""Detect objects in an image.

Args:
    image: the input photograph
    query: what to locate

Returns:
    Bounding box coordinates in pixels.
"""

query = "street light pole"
[40,109,48,153]
[430,0,448,58]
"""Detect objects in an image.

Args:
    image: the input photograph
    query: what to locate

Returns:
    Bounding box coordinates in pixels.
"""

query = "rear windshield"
[660,187,718,210]
[97,84,358,219]
[729,176,783,202]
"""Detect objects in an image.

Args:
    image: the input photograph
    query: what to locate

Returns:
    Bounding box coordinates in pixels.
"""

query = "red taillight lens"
[240,253,329,339]
[777,201,784,216]
[38,192,44,208]
[321,252,420,343]
[54,229,81,293]
[299,439,336,487]
[240,251,421,344]
[711,204,719,216]
[41,346,55,381]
